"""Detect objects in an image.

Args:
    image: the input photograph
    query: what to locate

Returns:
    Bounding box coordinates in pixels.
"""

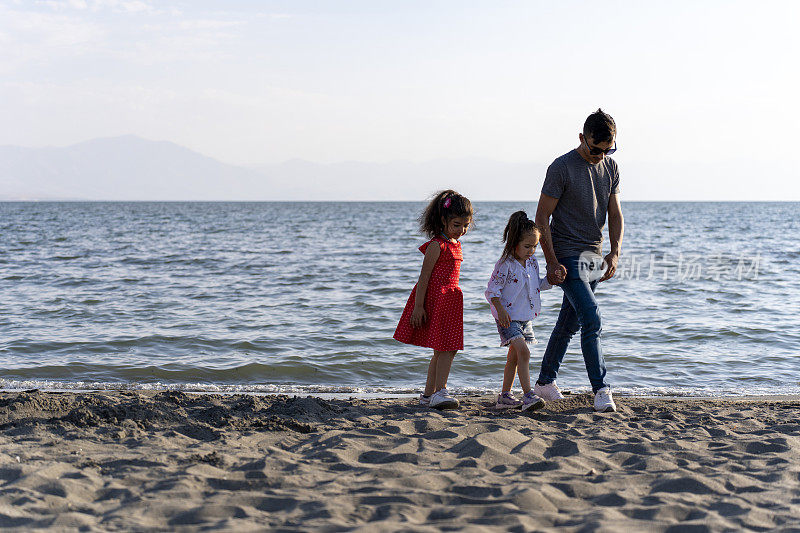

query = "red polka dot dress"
[394,236,463,351]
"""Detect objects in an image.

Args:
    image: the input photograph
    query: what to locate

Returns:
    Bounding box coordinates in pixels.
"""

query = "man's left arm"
[599,193,624,282]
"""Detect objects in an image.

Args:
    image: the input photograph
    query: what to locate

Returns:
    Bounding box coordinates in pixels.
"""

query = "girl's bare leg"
[509,338,532,393]
[501,344,518,393]
[434,350,456,391]
[424,351,439,396]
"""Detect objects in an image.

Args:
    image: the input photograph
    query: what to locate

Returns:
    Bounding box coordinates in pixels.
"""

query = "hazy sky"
[1,0,799,200]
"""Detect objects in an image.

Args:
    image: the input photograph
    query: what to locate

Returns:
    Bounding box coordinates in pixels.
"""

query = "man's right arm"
[535,193,566,284]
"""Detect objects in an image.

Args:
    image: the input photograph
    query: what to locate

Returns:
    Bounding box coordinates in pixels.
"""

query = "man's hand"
[496,308,511,328]
[599,252,619,282]
[547,263,567,285]
[410,306,427,328]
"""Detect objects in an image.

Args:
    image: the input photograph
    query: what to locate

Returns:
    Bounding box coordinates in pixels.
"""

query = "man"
[533,108,624,412]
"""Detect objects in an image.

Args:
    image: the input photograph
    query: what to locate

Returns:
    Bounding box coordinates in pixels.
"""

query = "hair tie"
[443,197,452,208]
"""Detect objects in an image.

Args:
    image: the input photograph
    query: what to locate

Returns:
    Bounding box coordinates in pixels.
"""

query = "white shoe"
[419,393,431,406]
[534,381,565,401]
[430,388,459,410]
[593,387,616,412]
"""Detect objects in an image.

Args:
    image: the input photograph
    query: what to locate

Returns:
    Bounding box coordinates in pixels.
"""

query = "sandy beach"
[0,390,798,531]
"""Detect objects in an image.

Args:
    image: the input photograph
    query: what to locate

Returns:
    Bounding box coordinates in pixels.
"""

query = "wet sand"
[1,390,799,531]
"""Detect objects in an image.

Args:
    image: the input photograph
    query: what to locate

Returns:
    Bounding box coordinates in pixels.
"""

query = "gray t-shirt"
[541,149,620,258]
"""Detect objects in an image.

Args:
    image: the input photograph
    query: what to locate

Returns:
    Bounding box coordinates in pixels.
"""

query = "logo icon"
[578,251,606,282]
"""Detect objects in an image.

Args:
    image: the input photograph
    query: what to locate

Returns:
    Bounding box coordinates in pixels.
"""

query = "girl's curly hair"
[418,190,473,238]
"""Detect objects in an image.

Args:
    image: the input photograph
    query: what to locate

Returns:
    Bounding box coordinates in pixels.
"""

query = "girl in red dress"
[394,190,473,410]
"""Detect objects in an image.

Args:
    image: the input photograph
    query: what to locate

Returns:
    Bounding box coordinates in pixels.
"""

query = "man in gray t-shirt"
[543,150,620,258]
[532,109,625,413]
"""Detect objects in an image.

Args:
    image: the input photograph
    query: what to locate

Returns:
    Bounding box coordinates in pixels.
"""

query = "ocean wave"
[1,201,799,398]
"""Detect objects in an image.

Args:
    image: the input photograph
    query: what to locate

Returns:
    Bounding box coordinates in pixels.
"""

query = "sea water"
[1,201,798,397]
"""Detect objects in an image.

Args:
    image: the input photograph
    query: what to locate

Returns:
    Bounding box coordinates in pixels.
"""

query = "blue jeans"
[537,256,608,392]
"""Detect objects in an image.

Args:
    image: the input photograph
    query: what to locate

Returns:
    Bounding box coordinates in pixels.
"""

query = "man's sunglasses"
[585,137,617,156]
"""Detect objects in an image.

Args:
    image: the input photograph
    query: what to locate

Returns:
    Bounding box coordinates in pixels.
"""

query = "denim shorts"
[495,319,536,347]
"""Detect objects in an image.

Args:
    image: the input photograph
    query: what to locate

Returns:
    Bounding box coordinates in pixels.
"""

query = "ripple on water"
[0,201,798,396]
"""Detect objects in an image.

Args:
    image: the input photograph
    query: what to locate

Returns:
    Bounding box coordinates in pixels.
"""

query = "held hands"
[599,252,619,282]
[410,305,427,328]
[496,307,511,329]
[546,263,567,285]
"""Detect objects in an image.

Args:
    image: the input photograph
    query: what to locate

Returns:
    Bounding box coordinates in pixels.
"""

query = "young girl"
[394,190,473,410]
[485,211,551,411]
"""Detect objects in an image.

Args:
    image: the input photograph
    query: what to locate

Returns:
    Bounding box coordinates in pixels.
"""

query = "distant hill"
[255,158,547,201]
[0,136,546,201]
[0,136,264,201]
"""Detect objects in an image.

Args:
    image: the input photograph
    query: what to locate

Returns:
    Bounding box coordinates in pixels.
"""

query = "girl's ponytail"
[501,210,539,260]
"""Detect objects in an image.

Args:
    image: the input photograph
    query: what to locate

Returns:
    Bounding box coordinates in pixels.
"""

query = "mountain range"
[0,136,546,201]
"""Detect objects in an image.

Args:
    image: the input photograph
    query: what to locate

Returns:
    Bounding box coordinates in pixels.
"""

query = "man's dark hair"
[583,108,616,144]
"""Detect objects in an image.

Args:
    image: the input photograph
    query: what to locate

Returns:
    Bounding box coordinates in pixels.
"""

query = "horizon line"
[1,199,798,204]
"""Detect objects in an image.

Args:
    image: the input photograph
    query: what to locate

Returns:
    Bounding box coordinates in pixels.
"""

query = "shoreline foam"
[3,380,800,399]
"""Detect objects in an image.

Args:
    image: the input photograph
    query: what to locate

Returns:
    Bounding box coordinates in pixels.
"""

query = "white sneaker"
[429,388,459,410]
[419,393,431,406]
[534,381,565,401]
[593,387,616,412]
